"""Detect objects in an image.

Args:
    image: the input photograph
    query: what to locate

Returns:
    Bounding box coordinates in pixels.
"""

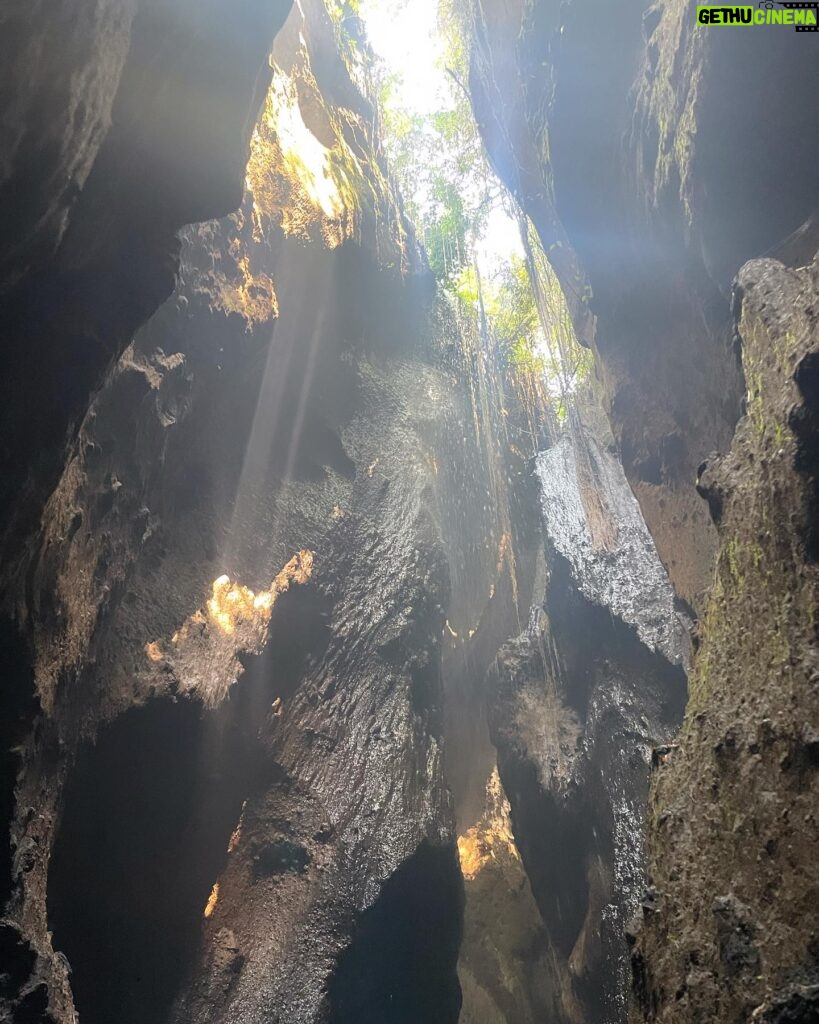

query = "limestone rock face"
[2,1,818,1022]
[0,0,293,583]
[0,2,470,1019]
[633,255,819,1024]
[462,9,819,1017]
[488,422,687,1024]
[7,237,466,1023]
[464,0,819,611]
[0,0,137,294]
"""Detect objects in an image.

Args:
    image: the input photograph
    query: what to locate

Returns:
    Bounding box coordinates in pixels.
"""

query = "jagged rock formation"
[1,1,293,1017]
[0,2,474,1020]
[457,766,557,1024]
[0,0,293,579]
[465,0,819,611]
[633,256,819,1024]
[1,0,818,1022]
[461,1,819,1020]
[486,416,687,1024]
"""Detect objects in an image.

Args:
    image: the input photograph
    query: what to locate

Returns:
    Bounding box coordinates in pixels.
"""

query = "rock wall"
[486,416,687,1024]
[2,1,818,1022]
[462,0,819,1020]
[465,0,819,611]
[633,256,819,1024]
[0,2,478,1019]
[0,0,292,580]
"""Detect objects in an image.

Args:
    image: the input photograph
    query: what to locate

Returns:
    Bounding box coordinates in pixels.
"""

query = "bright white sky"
[358,0,523,276]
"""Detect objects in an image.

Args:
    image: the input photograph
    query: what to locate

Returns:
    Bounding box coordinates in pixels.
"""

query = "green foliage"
[369,6,497,282]
[363,0,594,420]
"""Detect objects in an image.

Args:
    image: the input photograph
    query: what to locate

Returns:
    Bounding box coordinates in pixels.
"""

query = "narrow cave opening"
[47,582,331,1024]
[327,842,465,1024]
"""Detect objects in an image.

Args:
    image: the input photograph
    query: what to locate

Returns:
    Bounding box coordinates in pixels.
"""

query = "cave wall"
[466,0,819,611]
[0,1,481,1019]
[633,256,819,1024]
[0,0,298,1016]
[3,0,818,1021]
[486,414,687,1024]
[462,0,819,1021]
[0,0,293,586]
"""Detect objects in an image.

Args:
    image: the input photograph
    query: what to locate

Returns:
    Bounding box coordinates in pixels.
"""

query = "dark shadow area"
[47,582,330,1024]
[0,920,57,1024]
[792,350,819,562]
[48,696,247,1024]
[0,618,40,910]
[327,842,464,1024]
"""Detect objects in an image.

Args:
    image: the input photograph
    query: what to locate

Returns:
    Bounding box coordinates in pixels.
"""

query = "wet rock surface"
[536,427,688,664]
[2,0,818,1022]
[488,423,687,1024]
[0,3,467,1019]
[460,5,819,1018]
[6,239,465,1024]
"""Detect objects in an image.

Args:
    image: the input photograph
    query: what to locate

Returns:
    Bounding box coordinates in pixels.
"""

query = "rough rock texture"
[457,767,556,1024]
[0,0,137,294]
[8,242,464,1023]
[463,6,819,1015]
[632,256,819,1024]
[466,0,819,610]
[4,0,818,1021]
[487,420,687,1024]
[0,2,477,1020]
[0,0,293,583]
[535,424,688,665]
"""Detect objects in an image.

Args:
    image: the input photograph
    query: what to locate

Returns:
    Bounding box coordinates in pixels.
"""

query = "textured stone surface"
[2,2,818,1022]
[0,0,293,587]
[632,255,819,1024]
[457,767,556,1024]
[0,0,136,293]
[536,430,687,664]
[7,237,466,1024]
[488,423,687,1024]
[0,1,493,1017]
[465,0,819,611]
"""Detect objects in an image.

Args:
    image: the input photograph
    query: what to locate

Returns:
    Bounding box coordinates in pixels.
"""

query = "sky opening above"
[358,0,523,277]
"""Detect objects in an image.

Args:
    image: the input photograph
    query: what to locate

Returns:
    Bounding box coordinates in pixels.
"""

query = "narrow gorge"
[0,1,817,1023]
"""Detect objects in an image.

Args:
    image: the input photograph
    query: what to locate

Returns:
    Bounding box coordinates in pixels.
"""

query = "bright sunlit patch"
[216,246,280,326]
[475,204,525,278]
[359,0,523,276]
[207,574,268,636]
[200,551,314,638]
[145,550,314,704]
[246,62,350,249]
[227,802,247,854]
[267,71,346,222]
[144,641,163,663]
[203,882,220,919]
[457,767,520,880]
[360,0,447,116]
